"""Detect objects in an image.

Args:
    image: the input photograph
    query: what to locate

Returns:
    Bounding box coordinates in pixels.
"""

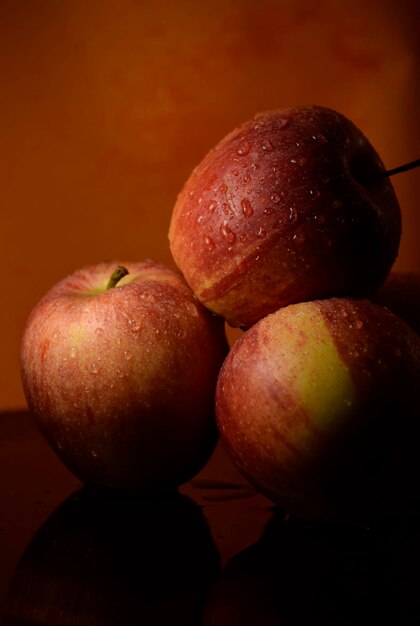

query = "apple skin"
[20,260,229,491]
[216,298,420,523]
[169,106,401,328]
[373,271,420,335]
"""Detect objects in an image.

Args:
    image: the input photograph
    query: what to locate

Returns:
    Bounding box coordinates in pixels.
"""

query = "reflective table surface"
[1,410,420,625]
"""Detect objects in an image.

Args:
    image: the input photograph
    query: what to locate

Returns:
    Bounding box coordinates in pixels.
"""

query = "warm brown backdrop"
[1,0,419,409]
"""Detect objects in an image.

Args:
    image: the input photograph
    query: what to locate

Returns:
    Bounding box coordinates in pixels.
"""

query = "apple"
[4,488,220,626]
[373,271,420,334]
[169,106,401,328]
[20,260,229,491]
[216,297,420,523]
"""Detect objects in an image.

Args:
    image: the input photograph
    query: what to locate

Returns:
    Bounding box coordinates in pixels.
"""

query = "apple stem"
[106,266,129,290]
[376,158,420,180]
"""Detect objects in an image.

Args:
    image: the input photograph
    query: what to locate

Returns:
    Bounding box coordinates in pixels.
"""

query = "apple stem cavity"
[106,266,129,290]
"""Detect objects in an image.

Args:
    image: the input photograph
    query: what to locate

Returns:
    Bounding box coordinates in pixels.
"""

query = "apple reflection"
[3,487,220,625]
[204,512,420,625]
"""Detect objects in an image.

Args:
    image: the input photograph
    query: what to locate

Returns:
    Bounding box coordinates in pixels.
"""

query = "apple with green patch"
[169,106,402,328]
[21,260,228,491]
[216,298,420,523]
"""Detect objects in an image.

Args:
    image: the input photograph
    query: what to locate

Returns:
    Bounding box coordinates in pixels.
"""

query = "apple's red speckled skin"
[169,106,401,328]
[20,260,229,491]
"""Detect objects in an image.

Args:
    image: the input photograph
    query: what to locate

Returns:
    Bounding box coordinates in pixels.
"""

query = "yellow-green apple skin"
[169,106,401,328]
[20,261,228,491]
[216,298,420,523]
[373,272,420,335]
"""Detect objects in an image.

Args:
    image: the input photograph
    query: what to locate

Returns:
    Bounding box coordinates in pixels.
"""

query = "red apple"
[169,106,401,328]
[20,260,228,491]
[373,271,420,335]
[216,298,420,523]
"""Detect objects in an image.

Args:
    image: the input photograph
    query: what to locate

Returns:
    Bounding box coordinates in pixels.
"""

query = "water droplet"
[233,168,240,176]
[257,226,266,237]
[261,139,273,152]
[91,450,98,458]
[220,183,228,193]
[277,118,289,129]
[264,207,274,215]
[298,157,307,167]
[354,320,364,330]
[69,346,77,359]
[128,319,141,332]
[290,158,297,164]
[241,198,254,217]
[317,133,328,144]
[309,189,320,199]
[314,214,326,225]
[259,178,265,185]
[237,142,251,156]
[189,189,195,198]
[243,174,251,183]
[293,232,305,244]
[220,222,236,244]
[222,202,230,215]
[95,327,104,337]
[271,193,281,204]
[116,368,124,378]
[208,200,217,214]
[239,233,248,242]
[204,235,216,251]
[289,207,298,223]
[196,214,204,224]
[124,351,132,360]
[91,363,99,374]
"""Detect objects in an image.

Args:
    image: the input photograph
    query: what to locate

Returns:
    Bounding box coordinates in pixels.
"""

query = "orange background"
[1,0,419,410]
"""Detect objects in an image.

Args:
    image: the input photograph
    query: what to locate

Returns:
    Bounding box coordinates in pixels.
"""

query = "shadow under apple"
[3,487,220,625]
[204,512,420,625]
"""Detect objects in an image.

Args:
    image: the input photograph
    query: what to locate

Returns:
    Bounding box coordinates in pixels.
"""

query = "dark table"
[1,410,420,625]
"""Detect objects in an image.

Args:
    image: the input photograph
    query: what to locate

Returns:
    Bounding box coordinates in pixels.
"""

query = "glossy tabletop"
[1,410,420,625]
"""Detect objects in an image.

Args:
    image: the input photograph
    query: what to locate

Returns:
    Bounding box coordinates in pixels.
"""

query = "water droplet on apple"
[220,183,228,193]
[292,232,305,244]
[237,142,251,156]
[124,351,132,360]
[239,233,248,242]
[208,200,217,214]
[91,363,99,374]
[271,193,281,204]
[95,327,104,337]
[290,158,297,164]
[233,168,240,176]
[354,320,364,330]
[264,207,274,215]
[91,450,98,458]
[128,319,141,332]
[220,222,236,244]
[204,235,216,251]
[289,207,298,223]
[309,189,320,199]
[189,189,196,198]
[257,226,266,237]
[277,118,289,129]
[196,214,204,224]
[117,368,124,378]
[241,198,254,217]
[222,202,230,215]
[69,346,77,359]
[243,174,251,183]
[261,139,273,152]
